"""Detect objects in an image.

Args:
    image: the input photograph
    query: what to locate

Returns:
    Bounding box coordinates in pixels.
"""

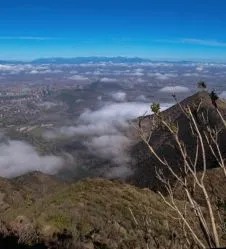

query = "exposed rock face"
[130,91,226,190]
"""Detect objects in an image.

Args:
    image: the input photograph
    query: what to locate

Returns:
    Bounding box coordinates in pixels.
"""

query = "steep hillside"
[0,172,204,249]
[130,91,226,190]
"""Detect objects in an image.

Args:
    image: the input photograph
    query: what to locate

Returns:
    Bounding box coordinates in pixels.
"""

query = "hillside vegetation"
[0,172,198,249]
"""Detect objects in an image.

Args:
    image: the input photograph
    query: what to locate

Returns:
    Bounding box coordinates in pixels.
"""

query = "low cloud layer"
[44,101,172,178]
[85,135,131,165]
[0,64,63,75]
[0,140,63,178]
[220,91,226,99]
[111,91,127,102]
[58,102,152,137]
[135,95,147,101]
[38,101,59,109]
[100,77,117,83]
[148,72,177,80]
[61,102,152,177]
[159,86,190,93]
[68,74,89,81]
[183,72,200,77]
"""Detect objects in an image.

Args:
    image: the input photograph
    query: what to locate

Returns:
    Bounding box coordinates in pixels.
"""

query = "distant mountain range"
[31,56,154,64]
[0,57,195,65]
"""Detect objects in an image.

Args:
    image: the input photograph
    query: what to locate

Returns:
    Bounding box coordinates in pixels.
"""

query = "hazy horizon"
[2,56,226,64]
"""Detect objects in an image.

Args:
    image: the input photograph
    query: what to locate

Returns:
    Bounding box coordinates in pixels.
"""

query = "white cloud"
[105,164,132,178]
[220,91,226,99]
[43,100,172,178]
[59,122,119,137]
[39,69,62,74]
[130,68,144,76]
[136,78,146,83]
[79,102,153,124]
[0,64,33,74]
[111,92,127,102]
[159,86,190,93]
[0,140,63,178]
[182,38,226,47]
[156,74,170,80]
[69,70,78,74]
[100,77,117,83]
[183,73,200,77]
[0,64,63,75]
[85,135,131,166]
[0,65,15,71]
[38,101,59,109]
[29,70,39,74]
[93,70,102,75]
[148,72,177,80]
[45,102,154,138]
[68,75,89,81]
[135,68,144,72]
[135,95,147,101]
[196,66,204,71]
[156,38,226,47]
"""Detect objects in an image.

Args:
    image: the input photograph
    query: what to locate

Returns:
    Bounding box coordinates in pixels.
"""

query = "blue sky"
[1,0,226,61]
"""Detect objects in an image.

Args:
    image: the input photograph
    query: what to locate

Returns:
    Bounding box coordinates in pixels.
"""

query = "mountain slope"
[0,168,226,248]
[0,172,193,249]
[130,91,226,190]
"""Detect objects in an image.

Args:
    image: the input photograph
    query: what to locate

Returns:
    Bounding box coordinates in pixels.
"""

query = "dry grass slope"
[0,172,199,249]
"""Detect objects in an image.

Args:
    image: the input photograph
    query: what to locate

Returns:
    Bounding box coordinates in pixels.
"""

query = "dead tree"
[135,97,226,248]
